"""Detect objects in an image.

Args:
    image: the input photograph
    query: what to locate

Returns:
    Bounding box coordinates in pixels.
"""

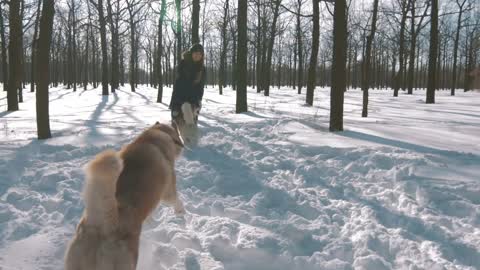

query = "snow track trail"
[1,86,479,269]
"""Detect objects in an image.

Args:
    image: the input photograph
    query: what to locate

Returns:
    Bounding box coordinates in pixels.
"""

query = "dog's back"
[65,150,134,270]
[65,123,183,270]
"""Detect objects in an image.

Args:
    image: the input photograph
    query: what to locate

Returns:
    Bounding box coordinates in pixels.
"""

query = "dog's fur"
[65,122,185,270]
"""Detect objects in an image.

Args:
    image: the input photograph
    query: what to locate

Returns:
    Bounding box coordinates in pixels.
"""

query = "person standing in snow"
[169,43,206,124]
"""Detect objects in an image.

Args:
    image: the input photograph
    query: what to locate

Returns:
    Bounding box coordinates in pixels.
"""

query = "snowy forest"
[1,0,480,269]
[1,0,479,138]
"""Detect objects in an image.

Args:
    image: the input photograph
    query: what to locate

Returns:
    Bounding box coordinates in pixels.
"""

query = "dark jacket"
[169,55,206,111]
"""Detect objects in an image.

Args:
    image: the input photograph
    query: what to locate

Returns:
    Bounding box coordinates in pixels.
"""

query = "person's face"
[192,52,203,62]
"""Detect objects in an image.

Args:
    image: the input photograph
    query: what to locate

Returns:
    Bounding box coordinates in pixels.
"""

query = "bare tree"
[0,4,8,92]
[305,0,319,106]
[126,0,147,92]
[330,0,347,132]
[361,0,379,117]
[426,0,438,104]
[192,0,200,44]
[106,0,122,93]
[236,0,247,113]
[90,0,108,95]
[218,0,229,95]
[156,0,167,103]
[36,0,55,139]
[406,0,429,95]
[262,0,281,96]
[30,0,42,93]
[175,0,182,64]
[393,0,410,97]
[451,0,469,95]
[8,0,22,111]
[295,0,304,94]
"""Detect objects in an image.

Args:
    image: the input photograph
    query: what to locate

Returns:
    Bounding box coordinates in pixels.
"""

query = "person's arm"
[198,67,206,101]
[170,61,186,109]
[175,60,186,80]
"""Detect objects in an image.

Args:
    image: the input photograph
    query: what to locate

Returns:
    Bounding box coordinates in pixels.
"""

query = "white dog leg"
[181,103,195,125]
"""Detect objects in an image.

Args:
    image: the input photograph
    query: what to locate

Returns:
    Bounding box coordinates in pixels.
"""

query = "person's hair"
[182,50,204,66]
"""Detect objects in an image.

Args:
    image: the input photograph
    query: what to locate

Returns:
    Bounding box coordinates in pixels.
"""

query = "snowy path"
[0,86,479,269]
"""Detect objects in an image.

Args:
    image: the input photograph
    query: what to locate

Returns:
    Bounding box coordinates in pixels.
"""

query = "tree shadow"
[340,130,478,158]
[50,90,75,102]
[85,94,114,137]
[116,88,152,105]
[0,111,14,117]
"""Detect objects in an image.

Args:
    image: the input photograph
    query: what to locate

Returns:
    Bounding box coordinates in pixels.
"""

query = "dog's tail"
[83,149,123,230]
[181,102,195,125]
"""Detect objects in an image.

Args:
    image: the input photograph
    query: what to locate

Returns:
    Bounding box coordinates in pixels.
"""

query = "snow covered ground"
[0,84,479,270]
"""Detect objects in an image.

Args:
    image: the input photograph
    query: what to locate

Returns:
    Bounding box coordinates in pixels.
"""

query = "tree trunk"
[107,0,119,93]
[192,0,200,44]
[120,46,125,86]
[72,1,77,92]
[426,0,438,104]
[157,0,166,103]
[263,0,281,96]
[361,0,379,117]
[36,0,55,139]
[95,0,109,95]
[255,0,262,93]
[394,0,409,97]
[219,0,229,95]
[296,0,303,94]
[232,32,237,90]
[407,0,416,95]
[330,0,347,132]
[306,0,319,106]
[8,0,22,111]
[451,0,467,96]
[236,0,247,113]
[175,0,182,65]
[0,5,7,92]
[30,0,42,93]
[464,30,475,92]
[84,23,89,90]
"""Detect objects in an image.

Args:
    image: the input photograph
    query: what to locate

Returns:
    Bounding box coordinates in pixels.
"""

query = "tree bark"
[107,0,119,93]
[8,0,22,111]
[451,0,467,96]
[71,0,77,92]
[330,0,347,132]
[219,0,229,95]
[157,0,166,103]
[175,0,182,65]
[296,0,303,94]
[255,0,262,93]
[393,0,409,97]
[94,0,109,95]
[361,0,379,117]
[192,0,200,44]
[426,0,438,104]
[263,0,281,96]
[36,0,55,139]
[306,0,319,106]
[0,5,8,92]
[30,0,42,93]
[236,0,248,113]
